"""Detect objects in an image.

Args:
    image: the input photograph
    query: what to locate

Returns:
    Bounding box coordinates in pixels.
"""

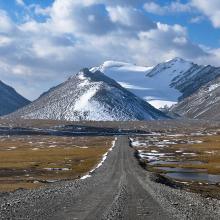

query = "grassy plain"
[0,135,113,192]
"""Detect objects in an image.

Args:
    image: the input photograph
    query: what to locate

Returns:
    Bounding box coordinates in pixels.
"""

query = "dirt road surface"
[0,136,220,220]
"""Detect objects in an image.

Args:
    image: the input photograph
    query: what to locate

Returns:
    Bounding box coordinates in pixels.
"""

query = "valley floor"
[0,135,220,219]
[0,135,113,191]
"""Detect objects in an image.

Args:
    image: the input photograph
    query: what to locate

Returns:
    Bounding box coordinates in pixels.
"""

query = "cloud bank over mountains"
[0,0,220,99]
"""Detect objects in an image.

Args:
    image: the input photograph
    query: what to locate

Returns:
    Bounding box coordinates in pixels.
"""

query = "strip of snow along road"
[80,137,117,180]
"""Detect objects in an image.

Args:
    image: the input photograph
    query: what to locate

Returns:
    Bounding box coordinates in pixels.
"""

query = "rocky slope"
[8,69,168,121]
[171,76,220,120]
[0,80,30,116]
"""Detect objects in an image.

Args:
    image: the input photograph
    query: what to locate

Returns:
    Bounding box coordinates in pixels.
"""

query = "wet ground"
[131,132,220,198]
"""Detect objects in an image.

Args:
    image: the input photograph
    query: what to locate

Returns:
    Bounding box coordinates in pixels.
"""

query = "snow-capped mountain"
[171,76,220,120]
[0,80,30,116]
[8,69,168,121]
[91,58,220,109]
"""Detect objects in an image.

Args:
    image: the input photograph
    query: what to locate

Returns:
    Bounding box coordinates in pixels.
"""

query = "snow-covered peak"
[91,60,182,109]
[90,58,214,109]
[91,61,131,72]
[101,60,132,69]
[166,57,193,66]
[91,60,153,74]
[165,57,188,63]
[9,69,167,121]
[146,57,194,78]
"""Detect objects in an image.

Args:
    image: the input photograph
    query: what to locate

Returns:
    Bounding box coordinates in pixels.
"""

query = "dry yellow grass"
[169,135,220,174]
[0,135,113,192]
[0,181,43,192]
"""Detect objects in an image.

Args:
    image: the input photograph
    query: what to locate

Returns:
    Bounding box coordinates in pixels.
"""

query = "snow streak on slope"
[0,80,30,116]
[8,69,168,121]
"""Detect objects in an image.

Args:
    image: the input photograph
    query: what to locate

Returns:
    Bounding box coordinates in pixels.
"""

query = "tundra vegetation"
[0,135,113,192]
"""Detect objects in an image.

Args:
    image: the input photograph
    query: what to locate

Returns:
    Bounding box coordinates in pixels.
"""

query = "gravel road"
[0,136,220,220]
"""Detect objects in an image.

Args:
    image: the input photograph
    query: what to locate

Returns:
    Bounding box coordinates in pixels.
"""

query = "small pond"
[149,160,204,166]
[165,172,220,184]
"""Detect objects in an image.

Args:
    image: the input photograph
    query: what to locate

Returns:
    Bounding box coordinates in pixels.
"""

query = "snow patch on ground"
[131,140,147,147]
[48,145,56,148]
[182,153,196,156]
[208,83,220,92]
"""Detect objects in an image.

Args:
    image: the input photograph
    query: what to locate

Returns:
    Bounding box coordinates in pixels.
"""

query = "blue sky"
[1,0,219,47]
[0,0,220,100]
[146,1,220,48]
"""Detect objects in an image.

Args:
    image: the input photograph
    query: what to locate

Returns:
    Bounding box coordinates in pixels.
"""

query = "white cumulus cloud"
[0,0,216,100]
[191,0,220,28]
[144,1,192,15]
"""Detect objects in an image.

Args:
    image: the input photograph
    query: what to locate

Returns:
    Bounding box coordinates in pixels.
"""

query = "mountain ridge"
[91,58,220,111]
[7,68,168,121]
[170,75,220,120]
[4,57,220,121]
[0,80,30,116]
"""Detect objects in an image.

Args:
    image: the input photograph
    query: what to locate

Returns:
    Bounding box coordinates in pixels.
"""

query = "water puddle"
[165,172,220,184]
[44,168,70,171]
[154,166,220,183]
[149,160,204,166]
[133,135,220,184]
[156,167,206,173]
